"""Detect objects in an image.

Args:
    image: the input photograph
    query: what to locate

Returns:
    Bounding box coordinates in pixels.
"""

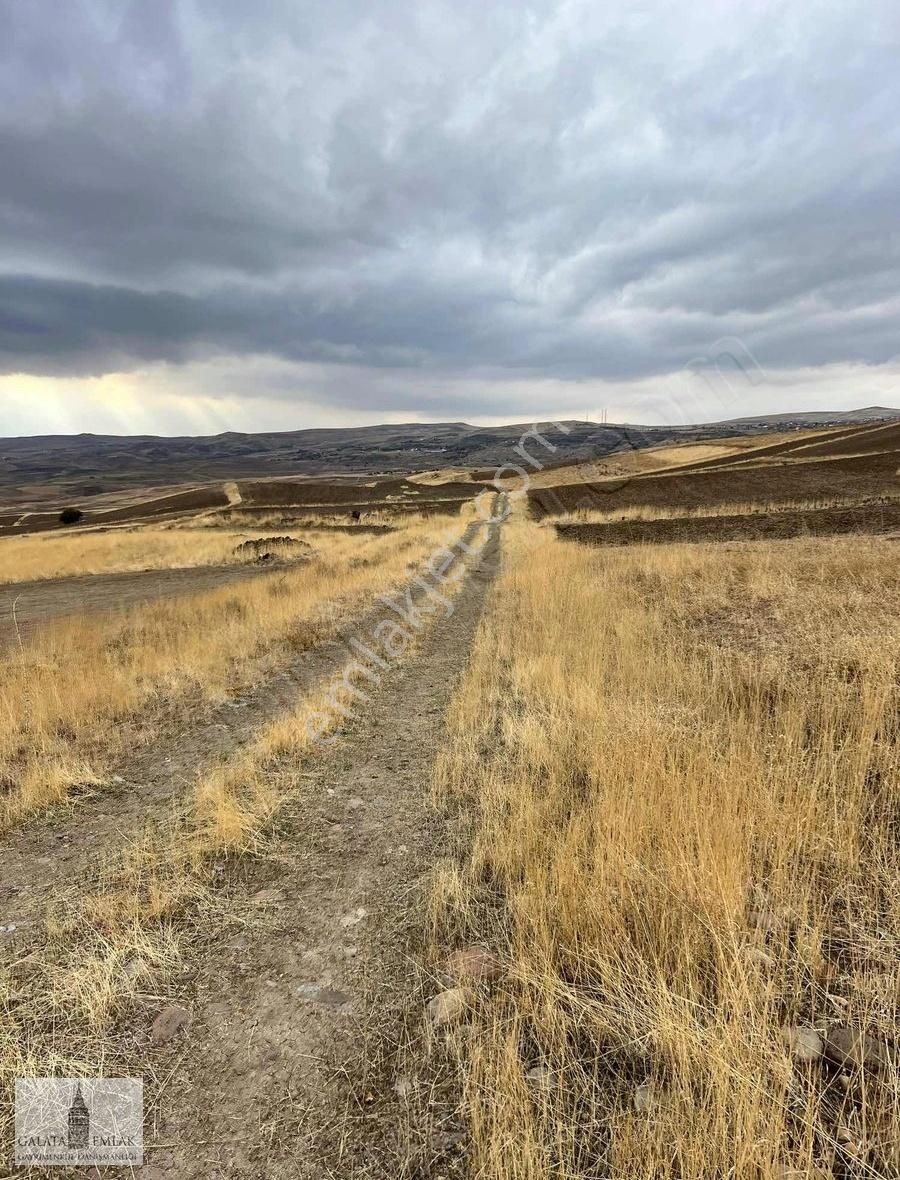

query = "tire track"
[134,508,504,1177]
[0,521,486,961]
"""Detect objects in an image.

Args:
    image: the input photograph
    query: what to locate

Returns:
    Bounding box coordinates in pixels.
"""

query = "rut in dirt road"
[136,509,505,1179]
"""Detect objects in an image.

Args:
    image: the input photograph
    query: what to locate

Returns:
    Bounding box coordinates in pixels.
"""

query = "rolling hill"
[2,407,898,508]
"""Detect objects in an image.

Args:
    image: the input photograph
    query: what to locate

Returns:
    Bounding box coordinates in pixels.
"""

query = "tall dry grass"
[0,515,459,830]
[190,514,490,852]
[432,524,900,1178]
[0,524,294,583]
[0,516,490,1122]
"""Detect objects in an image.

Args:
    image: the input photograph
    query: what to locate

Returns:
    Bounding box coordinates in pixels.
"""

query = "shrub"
[59,506,84,525]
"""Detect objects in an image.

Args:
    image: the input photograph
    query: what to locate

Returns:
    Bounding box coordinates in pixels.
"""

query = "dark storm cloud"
[2,0,900,412]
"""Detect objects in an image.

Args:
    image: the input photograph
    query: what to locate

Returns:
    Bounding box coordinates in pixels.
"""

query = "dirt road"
[0,505,503,1177]
[129,511,503,1177]
[0,523,487,946]
[0,562,276,646]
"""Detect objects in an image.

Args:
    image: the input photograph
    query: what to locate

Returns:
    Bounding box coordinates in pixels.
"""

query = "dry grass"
[0,523,301,583]
[190,507,490,851]
[0,516,489,1127]
[431,524,900,1178]
[0,514,460,830]
[201,508,402,529]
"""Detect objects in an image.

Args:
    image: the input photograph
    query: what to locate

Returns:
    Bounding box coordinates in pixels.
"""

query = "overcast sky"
[2,0,900,436]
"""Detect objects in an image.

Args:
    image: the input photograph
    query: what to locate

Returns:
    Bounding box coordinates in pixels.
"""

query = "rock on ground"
[781,1025,824,1062]
[824,1026,892,1071]
[150,1006,191,1047]
[426,987,470,1028]
[446,945,503,982]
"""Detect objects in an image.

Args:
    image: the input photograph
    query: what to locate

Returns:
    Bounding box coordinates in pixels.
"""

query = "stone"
[296,983,352,1009]
[780,1025,824,1062]
[747,883,792,933]
[632,1083,654,1113]
[446,945,503,983]
[526,1064,553,1091]
[426,987,469,1028]
[150,1005,191,1046]
[393,1075,416,1098]
[123,958,146,981]
[431,1128,467,1153]
[824,1026,891,1071]
[834,1127,864,1156]
[740,945,776,971]
[340,907,368,928]
[749,908,781,933]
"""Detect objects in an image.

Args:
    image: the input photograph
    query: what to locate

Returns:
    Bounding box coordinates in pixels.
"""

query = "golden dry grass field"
[431,521,900,1179]
[0,514,458,831]
[0,524,279,583]
[0,463,897,1178]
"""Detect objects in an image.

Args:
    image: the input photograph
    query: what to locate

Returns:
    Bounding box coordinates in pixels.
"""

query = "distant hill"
[719,405,900,426]
[1,408,898,505]
[529,416,900,519]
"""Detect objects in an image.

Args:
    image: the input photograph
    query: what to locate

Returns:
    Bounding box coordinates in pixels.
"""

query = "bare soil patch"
[0,487,230,537]
[556,501,900,547]
[239,477,485,508]
[532,447,900,518]
[788,418,900,459]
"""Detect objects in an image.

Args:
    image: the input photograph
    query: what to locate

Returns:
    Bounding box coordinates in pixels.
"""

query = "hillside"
[2,407,898,507]
[530,418,900,518]
[719,405,900,425]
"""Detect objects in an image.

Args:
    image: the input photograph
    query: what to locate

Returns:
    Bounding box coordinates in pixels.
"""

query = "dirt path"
[0,608,393,950]
[0,524,487,957]
[132,510,503,1178]
[0,562,278,646]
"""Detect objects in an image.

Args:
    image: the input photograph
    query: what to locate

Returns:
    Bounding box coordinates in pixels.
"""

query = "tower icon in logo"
[67,1082,90,1149]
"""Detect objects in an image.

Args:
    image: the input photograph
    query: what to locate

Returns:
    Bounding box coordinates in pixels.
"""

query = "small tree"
[59,506,84,525]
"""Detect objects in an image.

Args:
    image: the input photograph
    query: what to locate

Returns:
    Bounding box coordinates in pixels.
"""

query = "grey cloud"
[1,0,899,418]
